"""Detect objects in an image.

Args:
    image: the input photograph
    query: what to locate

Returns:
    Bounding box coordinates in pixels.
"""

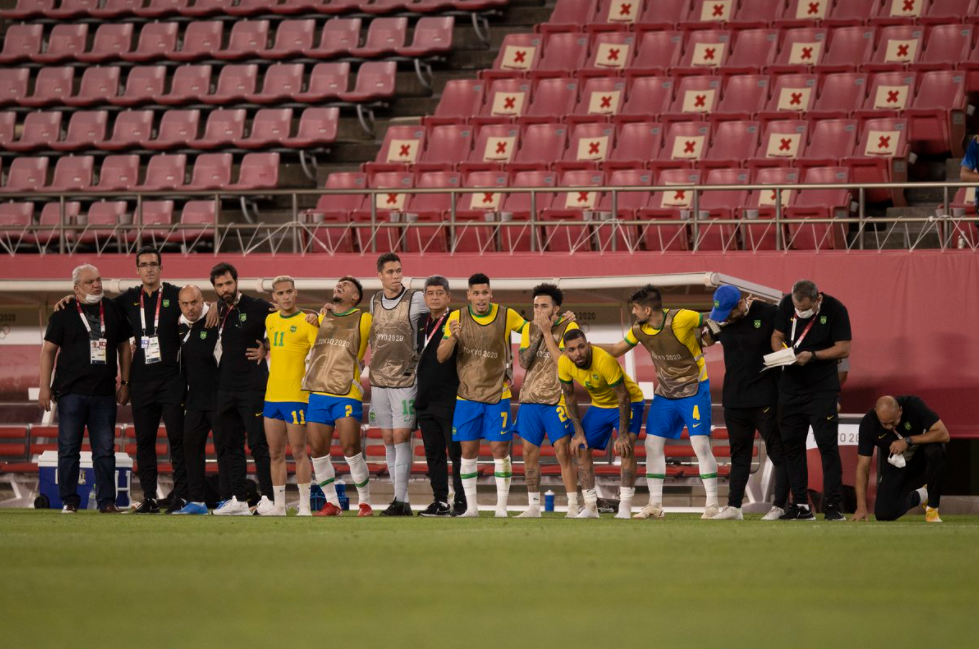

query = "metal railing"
[0,179,976,257]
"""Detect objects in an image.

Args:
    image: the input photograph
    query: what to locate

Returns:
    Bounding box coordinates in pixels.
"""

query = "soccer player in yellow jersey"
[437,273,527,518]
[545,329,645,519]
[303,277,374,517]
[601,285,719,521]
[259,276,319,516]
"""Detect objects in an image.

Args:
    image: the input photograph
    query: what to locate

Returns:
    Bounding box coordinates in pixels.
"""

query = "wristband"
[905,436,914,448]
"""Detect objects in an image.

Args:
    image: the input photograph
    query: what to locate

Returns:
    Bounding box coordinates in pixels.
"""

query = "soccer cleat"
[925,507,942,523]
[99,504,123,514]
[380,500,402,517]
[173,502,208,515]
[778,504,815,520]
[823,507,846,522]
[165,498,187,515]
[517,506,542,518]
[701,505,720,520]
[212,496,252,516]
[132,498,160,514]
[61,503,78,514]
[576,503,600,519]
[565,504,580,519]
[614,509,632,519]
[357,503,373,517]
[457,508,479,518]
[633,504,665,520]
[711,506,743,520]
[419,501,451,517]
[315,502,342,517]
[400,501,414,516]
[761,506,785,521]
[253,496,275,516]
[495,509,509,518]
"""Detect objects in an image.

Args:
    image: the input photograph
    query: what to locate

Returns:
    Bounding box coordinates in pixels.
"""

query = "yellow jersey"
[519,317,579,406]
[265,311,319,403]
[558,346,644,408]
[313,308,373,401]
[623,309,708,382]
[444,303,527,400]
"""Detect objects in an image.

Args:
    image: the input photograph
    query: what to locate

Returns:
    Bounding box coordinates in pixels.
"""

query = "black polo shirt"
[114,282,182,385]
[415,311,458,414]
[714,301,779,409]
[773,292,851,396]
[216,293,273,393]
[44,298,133,398]
[858,396,940,457]
[180,318,219,412]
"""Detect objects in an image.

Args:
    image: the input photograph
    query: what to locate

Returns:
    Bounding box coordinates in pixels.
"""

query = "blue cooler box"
[37,450,134,509]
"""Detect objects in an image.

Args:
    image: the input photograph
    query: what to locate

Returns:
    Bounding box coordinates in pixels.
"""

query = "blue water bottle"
[336,481,350,511]
[544,490,555,512]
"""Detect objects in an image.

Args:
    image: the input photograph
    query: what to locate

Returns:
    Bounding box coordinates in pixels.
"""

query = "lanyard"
[139,289,162,337]
[76,299,105,338]
[789,316,817,349]
[423,313,448,350]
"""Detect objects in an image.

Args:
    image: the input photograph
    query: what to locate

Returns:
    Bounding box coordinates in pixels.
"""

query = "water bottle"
[544,490,555,512]
[87,486,97,510]
[336,480,349,511]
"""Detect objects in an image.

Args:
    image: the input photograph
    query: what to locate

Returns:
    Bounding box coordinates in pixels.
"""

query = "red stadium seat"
[171,21,224,63]
[498,170,556,251]
[0,25,43,65]
[227,0,269,16]
[618,76,674,123]
[296,63,350,103]
[6,112,63,152]
[51,111,109,152]
[461,124,521,172]
[45,0,98,18]
[159,65,213,105]
[78,201,126,247]
[741,166,799,250]
[534,33,589,78]
[921,0,978,24]
[427,79,484,125]
[695,167,750,250]
[582,32,635,77]
[842,117,911,204]
[92,155,141,191]
[204,65,259,104]
[629,30,683,76]
[139,154,188,191]
[453,171,507,252]
[98,111,154,151]
[777,0,834,28]
[230,153,279,190]
[350,18,408,58]
[637,0,687,31]
[730,0,787,29]
[798,118,858,168]
[305,19,362,59]
[784,166,851,249]
[275,0,325,14]
[365,124,426,172]
[911,24,974,72]
[216,20,270,61]
[768,27,830,73]
[187,154,233,191]
[757,73,819,120]
[397,17,455,57]
[0,69,30,107]
[402,171,455,252]
[595,168,652,250]
[638,168,702,252]
[809,72,869,119]
[864,25,924,72]
[473,77,533,124]
[21,67,75,108]
[558,123,614,171]
[540,169,604,252]
[122,22,179,63]
[905,70,968,156]
[0,157,49,193]
[663,75,723,123]
[651,121,712,173]
[1,0,55,20]
[815,26,876,73]
[572,77,627,122]
[674,30,734,76]
[64,66,121,108]
[135,0,190,17]
[283,108,340,148]
[361,0,410,15]
[111,66,167,107]
[236,109,293,149]
[509,122,568,171]
[48,156,95,192]
[607,122,663,170]
[34,24,88,64]
[77,24,134,63]
[870,0,925,26]
[248,64,305,104]
[543,0,599,32]
[265,20,317,60]
[681,0,737,30]
[354,171,414,252]
[519,77,578,125]
[181,0,233,18]
[0,113,16,149]
[338,61,396,103]
[823,0,877,26]
[723,28,780,74]
[189,109,246,150]
[90,0,141,18]
[415,124,474,172]
[855,71,916,119]
[701,120,760,171]
[712,74,769,122]
[748,119,810,169]
[137,201,177,245]
[303,172,367,253]
[489,34,543,77]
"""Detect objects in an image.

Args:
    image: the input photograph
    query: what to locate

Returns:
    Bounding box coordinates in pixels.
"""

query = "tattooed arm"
[518,324,544,370]
[562,381,587,459]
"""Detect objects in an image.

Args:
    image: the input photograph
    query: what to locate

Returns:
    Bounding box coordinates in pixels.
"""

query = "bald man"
[172,285,223,514]
[854,396,949,523]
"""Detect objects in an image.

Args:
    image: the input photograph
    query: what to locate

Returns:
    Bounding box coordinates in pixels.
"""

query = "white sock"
[298,483,310,513]
[385,443,396,491]
[394,442,411,503]
[527,492,540,509]
[691,435,719,508]
[273,485,286,510]
[646,435,666,506]
[567,492,579,511]
[461,458,478,512]
[619,487,635,515]
[494,457,512,512]
[311,455,339,506]
[916,486,928,506]
[345,453,371,506]
[583,488,597,505]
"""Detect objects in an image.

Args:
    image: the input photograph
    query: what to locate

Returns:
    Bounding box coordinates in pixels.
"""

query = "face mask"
[82,292,103,304]
[795,299,820,319]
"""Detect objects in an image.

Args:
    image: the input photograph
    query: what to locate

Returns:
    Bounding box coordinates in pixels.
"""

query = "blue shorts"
[452,398,513,443]
[514,403,572,447]
[646,380,711,439]
[580,401,645,451]
[307,394,363,426]
[263,401,308,424]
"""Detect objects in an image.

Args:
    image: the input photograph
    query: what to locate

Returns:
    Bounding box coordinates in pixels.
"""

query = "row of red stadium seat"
[0,108,339,153]
[542,0,979,32]
[0,61,394,108]
[490,24,979,79]
[0,0,504,20]
[0,17,454,64]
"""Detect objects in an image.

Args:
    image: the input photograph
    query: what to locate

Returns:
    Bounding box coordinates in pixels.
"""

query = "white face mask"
[81,292,103,304]
[794,299,819,319]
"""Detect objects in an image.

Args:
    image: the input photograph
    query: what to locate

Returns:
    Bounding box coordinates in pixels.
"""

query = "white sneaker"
[614,501,633,519]
[458,507,479,518]
[212,496,251,516]
[297,509,312,517]
[761,506,786,521]
[633,504,665,520]
[711,506,743,520]
[701,505,720,520]
[576,503,600,519]
[565,506,580,519]
[495,509,509,518]
[517,507,541,518]
[254,496,276,516]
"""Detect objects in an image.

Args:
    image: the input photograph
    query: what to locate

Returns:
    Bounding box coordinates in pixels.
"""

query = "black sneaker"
[132,498,160,514]
[778,504,815,520]
[164,498,186,515]
[399,501,414,516]
[380,500,413,517]
[823,507,846,521]
[419,501,450,517]
[451,499,468,517]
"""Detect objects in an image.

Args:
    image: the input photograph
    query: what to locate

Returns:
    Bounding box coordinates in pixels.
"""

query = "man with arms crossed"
[437,273,526,518]
[303,277,374,517]
[514,283,580,518]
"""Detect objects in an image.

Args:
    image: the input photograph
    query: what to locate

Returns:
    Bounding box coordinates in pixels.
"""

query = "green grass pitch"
[1,510,976,649]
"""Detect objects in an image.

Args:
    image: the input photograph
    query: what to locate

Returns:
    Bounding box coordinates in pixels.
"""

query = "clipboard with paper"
[762,347,797,371]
